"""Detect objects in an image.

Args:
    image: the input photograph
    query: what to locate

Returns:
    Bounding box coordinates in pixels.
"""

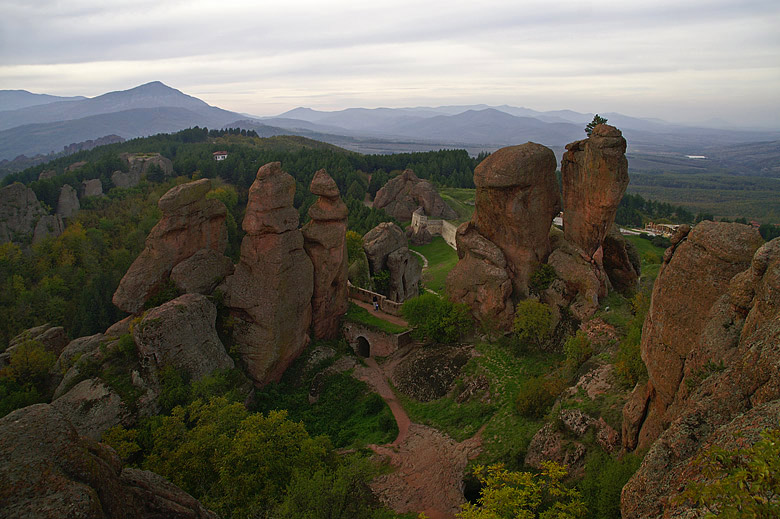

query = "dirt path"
[354,349,483,519]
[350,298,409,328]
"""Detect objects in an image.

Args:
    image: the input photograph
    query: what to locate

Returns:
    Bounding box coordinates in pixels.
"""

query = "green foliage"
[578,451,643,519]
[514,376,561,420]
[563,331,593,370]
[529,264,557,295]
[373,269,391,296]
[402,293,473,343]
[614,292,650,388]
[616,192,694,227]
[512,300,554,353]
[457,462,587,519]
[0,339,56,418]
[344,302,407,334]
[585,114,608,137]
[679,425,780,518]
[410,236,459,295]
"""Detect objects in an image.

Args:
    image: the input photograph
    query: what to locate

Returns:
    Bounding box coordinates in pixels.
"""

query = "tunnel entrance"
[356,336,371,358]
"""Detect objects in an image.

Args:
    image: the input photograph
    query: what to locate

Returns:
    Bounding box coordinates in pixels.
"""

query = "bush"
[514,376,560,419]
[579,451,642,519]
[564,331,593,369]
[402,293,473,343]
[512,300,554,353]
[529,264,557,295]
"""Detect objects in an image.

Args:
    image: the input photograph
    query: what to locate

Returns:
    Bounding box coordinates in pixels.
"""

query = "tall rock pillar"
[302,169,349,340]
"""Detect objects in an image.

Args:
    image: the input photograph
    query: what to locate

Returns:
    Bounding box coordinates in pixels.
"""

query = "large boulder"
[373,169,457,221]
[32,214,64,244]
[81,178,103,198]
[111,153,173,189]
[56,184,80,219]
[471,143,561,298]
[302,169,349,340]
[0,182,47,244]
[0,403,217,519]
[623,222,763,451]
[602,224,640,295]
[223,162,313,386]
[51,378,130,441]
[363,222,421,302]
[446,222,514,329]
[561,124,629,258]
[1,323,69,370]
[112,178,227,314]
[170,248,234,295]
[133,294,234,381]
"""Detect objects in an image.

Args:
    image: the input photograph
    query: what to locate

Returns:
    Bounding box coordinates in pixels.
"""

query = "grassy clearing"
[439,187,475,223]
[410,237,459,294]
[625,234,667,285]
[344,302,408,334]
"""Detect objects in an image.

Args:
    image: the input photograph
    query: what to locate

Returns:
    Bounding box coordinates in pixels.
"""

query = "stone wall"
[347,283,404,316]
[410,212,457,251]
[441,221,458,249]
[342,321,414,357]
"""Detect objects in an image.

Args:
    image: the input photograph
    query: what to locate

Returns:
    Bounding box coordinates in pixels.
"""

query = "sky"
[1,0,779,128]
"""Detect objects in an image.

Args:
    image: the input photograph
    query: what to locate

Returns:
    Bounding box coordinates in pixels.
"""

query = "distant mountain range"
[1,81,779,177]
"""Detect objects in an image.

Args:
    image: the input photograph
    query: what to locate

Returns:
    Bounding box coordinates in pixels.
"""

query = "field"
[438,187,475,223]
[410,237,459,295]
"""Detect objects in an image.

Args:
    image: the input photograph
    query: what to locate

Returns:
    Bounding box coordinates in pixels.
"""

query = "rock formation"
[373,169,457,221]
[0,182,47,244]
[471,143,561,298]
[81,178,103,198]
[222,162,314,386]
[133,294,234,381]
[112,178,228,314]
[363,222,421,302]
[0,404,217,519]
[51,378,129,441]
[32,214,64,244]
[56,184,80,218]
[0,323,68,370]
[38,169,56,180]
[170,248,234,295]
[446,222,514,329]
[561,124,629,258]
[112,152,173,189]
[602,223,641,294]
[619,228,776,519]
[302,169,349,340]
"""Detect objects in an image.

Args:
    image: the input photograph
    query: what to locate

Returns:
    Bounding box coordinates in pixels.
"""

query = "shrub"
[529,263,557,294]
[402,293,473,343]
[564,331,593,369]
[512,300,554,352]
[579,451,643,519]
[515,376,560,419]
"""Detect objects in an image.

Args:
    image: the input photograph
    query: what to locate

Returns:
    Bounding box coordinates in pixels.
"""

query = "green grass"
[344,302,407,334]
[410,236,459,294]
[439,187,475,223]
[625,234,667,284]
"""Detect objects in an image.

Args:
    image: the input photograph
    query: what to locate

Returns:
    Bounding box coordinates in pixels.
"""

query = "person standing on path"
[372,295,379,311]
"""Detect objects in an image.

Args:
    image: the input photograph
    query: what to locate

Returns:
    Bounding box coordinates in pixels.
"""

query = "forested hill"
[0,127,483,349]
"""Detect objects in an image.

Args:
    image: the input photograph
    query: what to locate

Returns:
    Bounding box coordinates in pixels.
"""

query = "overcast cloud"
[1,0,778,127]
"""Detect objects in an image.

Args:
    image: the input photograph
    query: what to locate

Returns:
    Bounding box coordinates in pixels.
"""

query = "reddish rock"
[302,169,349,340]
[363,222,421,302]
[223,162,313,386]
[51,378,130,441]
[112,178,227,314]
[170,248,234,295]
[373,169,457,221]
[602,224,640,295]
[446,222,514,329]
[562,124,629,258]
[0,403,217,519]
[471,142,560,298]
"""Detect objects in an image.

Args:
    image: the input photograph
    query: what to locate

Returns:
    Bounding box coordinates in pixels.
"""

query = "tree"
[457,462,587,519]
[512,300,554,352]
[402,293,473,343]
[585,114,608,136]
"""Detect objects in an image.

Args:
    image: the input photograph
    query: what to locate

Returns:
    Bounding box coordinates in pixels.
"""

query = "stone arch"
[356,336,371,358]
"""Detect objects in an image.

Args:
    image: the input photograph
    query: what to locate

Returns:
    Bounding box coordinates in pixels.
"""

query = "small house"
[213,151,228,161]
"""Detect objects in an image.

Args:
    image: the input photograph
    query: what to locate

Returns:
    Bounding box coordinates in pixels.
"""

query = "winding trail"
[349,298,409,328]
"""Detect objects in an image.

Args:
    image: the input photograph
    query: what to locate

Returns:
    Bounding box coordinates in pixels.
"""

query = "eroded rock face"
[471,143,560,298]
[406,223,432,245]
[112,153,173,189]
[0,182,47,244]
[623,222,763,450]
[1,323,69,369]
[0,403,217,519]
[56,184,80,218]
[81,178,103,198]
[373,169,457,221]
[562,124,629,258]
[133,294,234,381]
[112,178,227,314]
[363,222,421,302]
[302,169,349,340]
[51,378,129,441]
[620,234,778,519]
[447,222,514,329]
[170,248,234,295]
[602,224,640,295]
[223,162,313,386]
[32,214,64,244]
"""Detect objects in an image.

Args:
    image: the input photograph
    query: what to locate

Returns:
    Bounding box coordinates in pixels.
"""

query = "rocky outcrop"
[302,169,349,340]
[38,169,56,180]
[81,178,103,198]
[111,153,173,189]
[32,214,64,243]
[363,222,421,302]
[222,162,313,386]
[620,231,777,519]
[51,378,129,441]
[446,222,514,329]
[471,143,561,298]
[622,222,763,451]
[112,169,141,189]
[1,323,68,369]
[0,182,47,243]
[56,184,80,218]
[562,124,629,258]
[0,403,217,519]
[170,248,234,295]
[133,294,234,381]
[602,224,640,294]
[406,221,432,245]
[112,178,228,314]
[373,169,457,221]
